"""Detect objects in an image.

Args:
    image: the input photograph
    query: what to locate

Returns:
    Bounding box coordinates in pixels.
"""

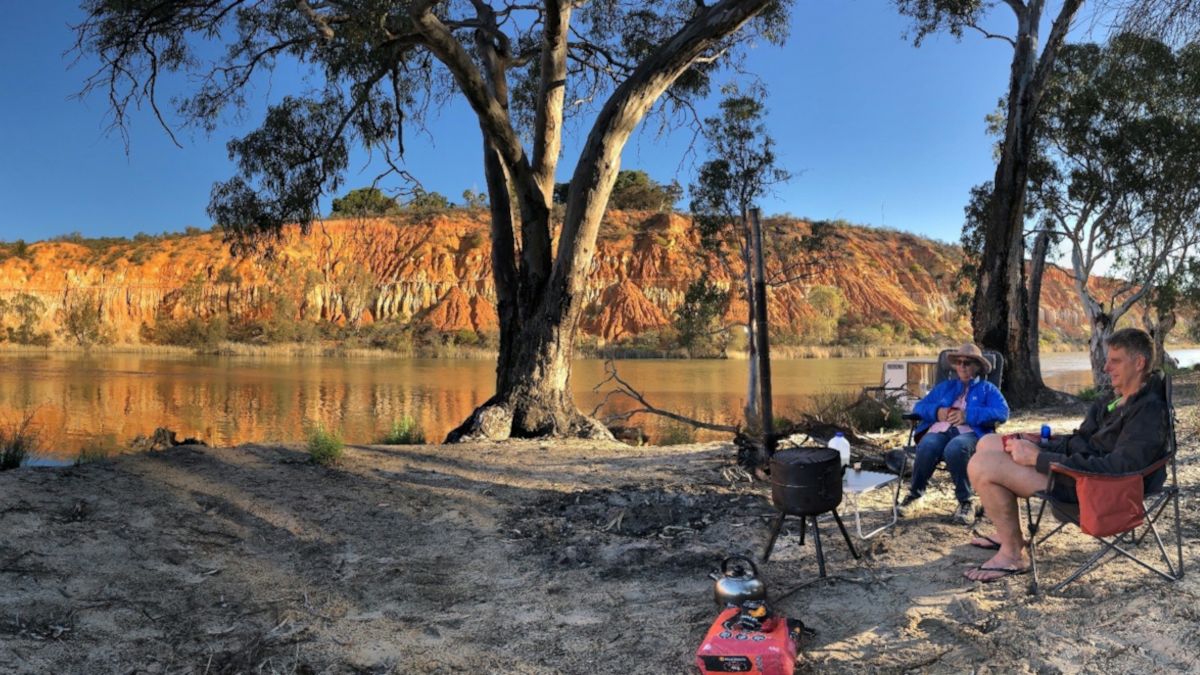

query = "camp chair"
[1023,374,1184,596]
[884,349,1005,478]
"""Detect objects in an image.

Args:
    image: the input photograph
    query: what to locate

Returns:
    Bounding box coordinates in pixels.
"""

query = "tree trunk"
[742,234,760,429]
[1145,306,1178,371]
[482,140,520,394]
[1087,310,1113,389]
[446,0,777,442]
[974,8,1039,406]
[973,0,1082,407]
[1026,230,1051,386]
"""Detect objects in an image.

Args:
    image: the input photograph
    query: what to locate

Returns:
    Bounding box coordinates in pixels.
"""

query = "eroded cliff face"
[0,212,1122,346]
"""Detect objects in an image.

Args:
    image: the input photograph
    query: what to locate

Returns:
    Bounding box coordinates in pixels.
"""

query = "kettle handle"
[721,555,758,578]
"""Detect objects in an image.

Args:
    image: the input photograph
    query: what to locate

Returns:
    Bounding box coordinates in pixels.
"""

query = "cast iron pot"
[770,447,843,516]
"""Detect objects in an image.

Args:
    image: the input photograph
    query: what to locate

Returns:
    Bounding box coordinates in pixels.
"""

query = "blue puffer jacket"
[912,376,1009,438]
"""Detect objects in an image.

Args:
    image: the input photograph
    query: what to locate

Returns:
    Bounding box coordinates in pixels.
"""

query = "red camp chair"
[1023,374,1184,596]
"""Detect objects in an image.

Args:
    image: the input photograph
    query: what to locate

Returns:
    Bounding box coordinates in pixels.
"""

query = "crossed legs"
[964,434,1048,581]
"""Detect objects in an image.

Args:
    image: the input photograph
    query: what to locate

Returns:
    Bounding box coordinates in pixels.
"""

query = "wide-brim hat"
[948,343,991,374]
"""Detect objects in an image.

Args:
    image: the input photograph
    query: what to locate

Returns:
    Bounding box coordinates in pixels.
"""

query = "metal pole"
[750,207,775,458]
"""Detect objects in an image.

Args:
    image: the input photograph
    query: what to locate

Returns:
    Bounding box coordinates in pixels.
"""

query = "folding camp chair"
[885,349,1005,479]
[1023,374,1184,596]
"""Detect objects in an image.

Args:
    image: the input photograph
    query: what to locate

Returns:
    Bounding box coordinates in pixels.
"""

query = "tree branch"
[531,0,570,203]
[966,22,1016,46]
[590,360,739,433]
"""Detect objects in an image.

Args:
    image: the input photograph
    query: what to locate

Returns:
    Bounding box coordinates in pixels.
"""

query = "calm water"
[3,349,1194,459]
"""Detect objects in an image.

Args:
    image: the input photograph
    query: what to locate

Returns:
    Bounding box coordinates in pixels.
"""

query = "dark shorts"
[1048,474,1078,504]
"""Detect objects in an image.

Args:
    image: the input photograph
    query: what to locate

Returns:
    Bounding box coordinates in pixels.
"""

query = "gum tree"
[76,0,789,440]
[894,0,1200,406]
[1031,34,1200,386]
[689,87,837,431]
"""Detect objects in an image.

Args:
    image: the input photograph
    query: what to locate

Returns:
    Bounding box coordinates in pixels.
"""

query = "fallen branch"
[590,359,739,433]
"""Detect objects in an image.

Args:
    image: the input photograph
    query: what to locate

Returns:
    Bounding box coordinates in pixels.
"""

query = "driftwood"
[591,359,891,466]
[590,360,739,434]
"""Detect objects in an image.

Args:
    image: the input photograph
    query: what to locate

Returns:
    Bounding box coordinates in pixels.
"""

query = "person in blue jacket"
[899,343,1009,525]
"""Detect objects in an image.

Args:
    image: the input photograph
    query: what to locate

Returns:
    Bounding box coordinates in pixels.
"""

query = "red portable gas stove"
[695,602,804,674]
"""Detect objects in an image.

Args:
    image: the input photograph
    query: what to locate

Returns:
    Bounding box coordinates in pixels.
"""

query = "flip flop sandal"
[965,565,1031,583]
[969,529,1002,550]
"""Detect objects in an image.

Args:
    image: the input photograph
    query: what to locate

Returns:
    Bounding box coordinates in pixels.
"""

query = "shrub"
[215,265,239,284]
[331,187,400,216]
[307,424,344,465]
[76,434,120,465]
[800,390,906,433]
[1076,386,1101,402]
[63,293,112,347]
[144,315,229,351]
[656,422,695,446]
[460,231,485,251]
[6,293,51,346]
[355,321,415,353]
[406,188,452,214]
[0,414,39,471]
[379,417,425,445]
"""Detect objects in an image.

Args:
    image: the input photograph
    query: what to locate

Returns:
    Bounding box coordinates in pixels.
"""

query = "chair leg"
[762,513,786,562]
[1048,543,1115,594]
[810,516,827,578]
[1172,490,1185,580]
[1025,497,1042,595]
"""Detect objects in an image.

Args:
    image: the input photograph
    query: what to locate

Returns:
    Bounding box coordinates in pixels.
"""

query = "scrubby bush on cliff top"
[331,187,400,217]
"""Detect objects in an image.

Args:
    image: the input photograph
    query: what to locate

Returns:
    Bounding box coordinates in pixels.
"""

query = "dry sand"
[2,387,1198,674]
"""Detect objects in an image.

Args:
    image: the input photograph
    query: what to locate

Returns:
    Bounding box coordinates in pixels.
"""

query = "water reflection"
[0,350,1178,459]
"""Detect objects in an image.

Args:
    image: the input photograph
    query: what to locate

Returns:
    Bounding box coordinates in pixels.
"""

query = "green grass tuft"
[307,424,345,465]
[378,417,426,445]
[1076,386,1101,402]
[0,414,39,471]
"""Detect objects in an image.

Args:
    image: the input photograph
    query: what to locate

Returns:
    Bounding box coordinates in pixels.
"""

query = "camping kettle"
[710,556,767,607]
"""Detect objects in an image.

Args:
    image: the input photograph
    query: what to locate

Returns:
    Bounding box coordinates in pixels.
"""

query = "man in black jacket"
[962,328,1168,582]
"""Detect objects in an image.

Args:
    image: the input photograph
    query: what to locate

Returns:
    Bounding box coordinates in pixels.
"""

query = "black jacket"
[1035,372,1169,483]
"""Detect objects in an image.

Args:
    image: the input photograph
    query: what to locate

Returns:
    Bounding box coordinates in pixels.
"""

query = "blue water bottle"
[1040,424,1052,448]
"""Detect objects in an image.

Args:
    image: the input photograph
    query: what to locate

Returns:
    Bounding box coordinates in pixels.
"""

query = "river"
[2,349,1195,459]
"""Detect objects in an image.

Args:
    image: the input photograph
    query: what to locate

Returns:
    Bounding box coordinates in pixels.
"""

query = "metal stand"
[761,510,861,576]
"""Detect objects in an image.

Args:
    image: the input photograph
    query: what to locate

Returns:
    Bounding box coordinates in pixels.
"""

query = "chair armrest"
[902,413,921,422]
[1047,453,1172,481]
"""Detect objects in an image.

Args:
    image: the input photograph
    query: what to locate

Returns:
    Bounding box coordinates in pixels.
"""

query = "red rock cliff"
[0,212,1135,345]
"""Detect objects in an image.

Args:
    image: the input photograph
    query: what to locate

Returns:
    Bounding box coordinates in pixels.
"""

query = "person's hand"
[937,407,948,422]
[1009,439,1040,467]
[947,409,965,426]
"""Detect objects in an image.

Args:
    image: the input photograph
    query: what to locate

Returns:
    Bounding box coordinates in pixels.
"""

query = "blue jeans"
[909,431,977,504]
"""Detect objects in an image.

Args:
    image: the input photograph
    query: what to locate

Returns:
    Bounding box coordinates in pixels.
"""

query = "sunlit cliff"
[0,211,1131,346]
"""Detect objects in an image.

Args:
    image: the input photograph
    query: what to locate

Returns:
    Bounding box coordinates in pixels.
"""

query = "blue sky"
[0,2,1064,245]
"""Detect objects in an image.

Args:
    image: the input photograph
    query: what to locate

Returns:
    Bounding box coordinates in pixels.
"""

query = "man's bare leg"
[965,434,1048,581]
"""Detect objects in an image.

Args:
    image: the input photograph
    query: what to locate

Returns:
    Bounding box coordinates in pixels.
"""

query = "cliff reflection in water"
[0,353,1098,459]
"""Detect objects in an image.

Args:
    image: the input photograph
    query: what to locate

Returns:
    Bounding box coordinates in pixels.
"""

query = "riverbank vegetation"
[378,417,426,445]
[306,424,344,465]
[0,412,39,471]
